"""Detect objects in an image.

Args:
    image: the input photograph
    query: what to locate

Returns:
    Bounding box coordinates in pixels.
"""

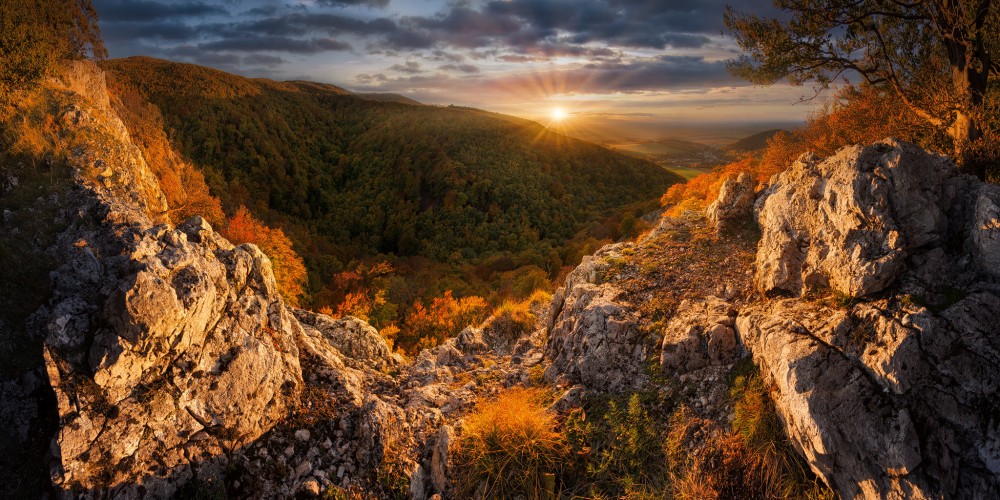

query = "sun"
[551,107,567,121]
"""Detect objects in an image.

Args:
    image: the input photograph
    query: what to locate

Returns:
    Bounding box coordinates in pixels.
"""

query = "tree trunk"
[950,110,987,179]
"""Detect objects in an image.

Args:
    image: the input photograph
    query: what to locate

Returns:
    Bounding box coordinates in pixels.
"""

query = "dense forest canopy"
[103,57,678,263]
[100,57,681,351]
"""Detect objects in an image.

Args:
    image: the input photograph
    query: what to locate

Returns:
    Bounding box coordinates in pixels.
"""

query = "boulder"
[543,246,646,392]
[706,171,754,230]
[659,297,740,374]
[737,293,1000,498]
[293,309,397,371]
[43,219,303,496]
[754,139,971,298]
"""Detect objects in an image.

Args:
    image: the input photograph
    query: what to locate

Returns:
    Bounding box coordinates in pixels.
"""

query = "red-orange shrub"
[398,290,488,352]
[222,206,307,306]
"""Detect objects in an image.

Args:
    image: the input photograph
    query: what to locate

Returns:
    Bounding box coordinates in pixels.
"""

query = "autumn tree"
[222,206,308,306]
[726,0,998,177]
[0,0,107,95]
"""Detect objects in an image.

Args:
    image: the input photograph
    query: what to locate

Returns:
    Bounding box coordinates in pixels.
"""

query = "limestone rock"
[44,219,303,497]
[543,245,647,392]
[706,172,754,231]
[294,309,397,371]
[430,424,454,494]
[660,297,740,374]
[737,293,1000,498]
[754,139,970,298]
[969,183,1000,278]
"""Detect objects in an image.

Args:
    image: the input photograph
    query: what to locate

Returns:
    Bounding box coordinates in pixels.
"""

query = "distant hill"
[357,92,422,105]
[101,56,681,273]
[725,128,786,153]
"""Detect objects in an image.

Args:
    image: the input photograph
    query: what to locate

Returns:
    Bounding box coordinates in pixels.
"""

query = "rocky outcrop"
[738,293,1000,499]
[754,139,974,298]
[660,297,741,374]
[740,139,1000,498]
[24,61,308,497]
[543,244,648,392]
[294,309,399,372]
[43,217,304,496]
[970,183,1000,278]
[706,171,754,231]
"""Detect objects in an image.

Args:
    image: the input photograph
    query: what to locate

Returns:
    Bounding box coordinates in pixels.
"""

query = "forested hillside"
[101,57,681,350]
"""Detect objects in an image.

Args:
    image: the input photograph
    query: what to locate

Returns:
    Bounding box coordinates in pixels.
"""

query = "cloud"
[388,61,423,74]
[199,36,351,54]
[316,0,391,7]
[94,0,227,21]
[243,54,288,68]
[439,64,480,73]
[353,55,734,96]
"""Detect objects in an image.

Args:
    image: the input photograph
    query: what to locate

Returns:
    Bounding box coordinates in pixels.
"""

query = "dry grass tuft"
[454,387,566,498]
[480,289,551,350]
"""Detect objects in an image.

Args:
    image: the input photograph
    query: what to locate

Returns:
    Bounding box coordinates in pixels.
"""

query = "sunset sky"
[92,0,820,142]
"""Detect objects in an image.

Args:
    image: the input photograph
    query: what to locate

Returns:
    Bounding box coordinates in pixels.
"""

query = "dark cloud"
[94,0,775,96]
[388,61,423,74]
[200,36,351,54]
[100,21,200,42]
[94,0,227,21]
[243,54,287,68]
[316,0,391,7]
[353,55,734,95]
[439,64,480,73]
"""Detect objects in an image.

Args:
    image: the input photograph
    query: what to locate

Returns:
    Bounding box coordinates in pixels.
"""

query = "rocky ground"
[2,61,999,499]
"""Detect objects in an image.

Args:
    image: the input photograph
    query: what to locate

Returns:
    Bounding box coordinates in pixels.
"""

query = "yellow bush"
[454,387,566,498]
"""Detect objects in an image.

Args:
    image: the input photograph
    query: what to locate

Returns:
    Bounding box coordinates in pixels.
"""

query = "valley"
[2,1,1000,499]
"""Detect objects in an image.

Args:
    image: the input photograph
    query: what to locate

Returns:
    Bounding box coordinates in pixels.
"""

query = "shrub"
[453,387,567,498]
[566,393,668,497]
[480,296,540,350]
[399,290,488,352]
[222,206,307,306]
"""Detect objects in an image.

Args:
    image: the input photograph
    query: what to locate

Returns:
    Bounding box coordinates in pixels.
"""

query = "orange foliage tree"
[222,206,307,306]
[108,81,224,225]
[324,261,397,329]
[398,291,488,352]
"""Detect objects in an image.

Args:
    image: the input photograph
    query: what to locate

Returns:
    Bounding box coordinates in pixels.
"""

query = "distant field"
[660,164,715,180]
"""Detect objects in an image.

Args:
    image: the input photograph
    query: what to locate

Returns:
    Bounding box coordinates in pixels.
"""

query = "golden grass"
[454,387,566,498]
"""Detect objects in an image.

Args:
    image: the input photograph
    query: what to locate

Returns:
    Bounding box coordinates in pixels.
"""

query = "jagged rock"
[737,292,1000,498]
[755,139,972,298]
[430,424,454,494]
[294,309,397,371]
[706,172,754,231]
[970,183,1000,278]
[543,245,647,392]
[44,220,304,496]
[660,297,740,374]
[19,62,305,497]
[547,385,587,413]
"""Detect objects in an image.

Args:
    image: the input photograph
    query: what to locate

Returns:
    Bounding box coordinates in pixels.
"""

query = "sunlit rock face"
[31,61,304,497]
[738,293,1000,499]
[706,171,754,231]
[543,243,648,393]
[754,139,974,298]
[740,139,1000,499]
